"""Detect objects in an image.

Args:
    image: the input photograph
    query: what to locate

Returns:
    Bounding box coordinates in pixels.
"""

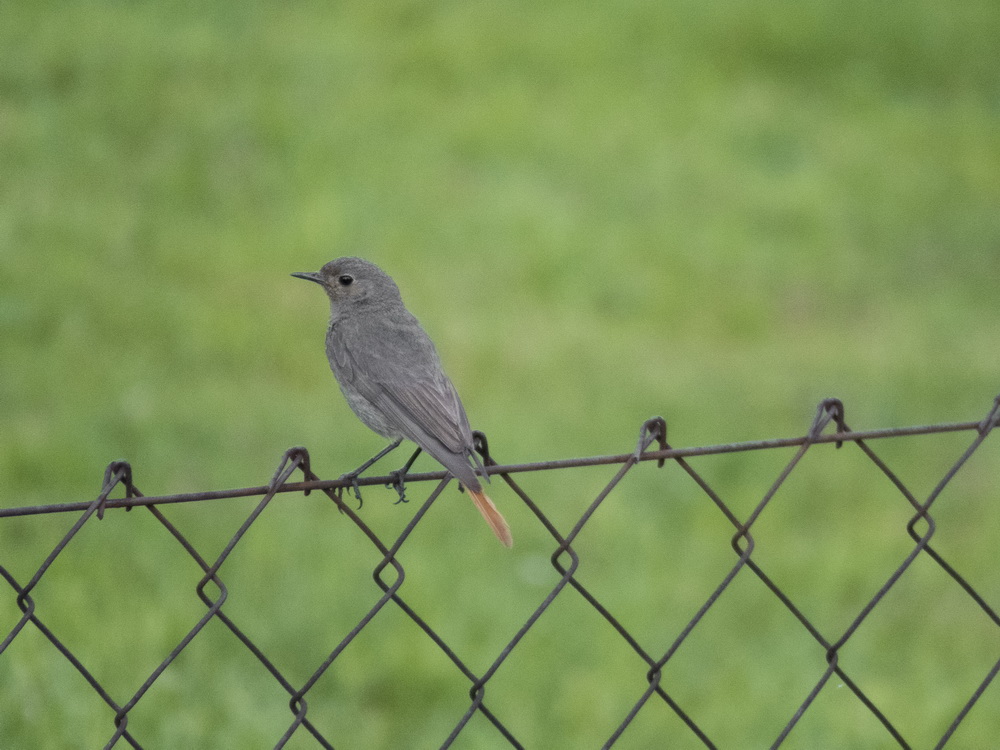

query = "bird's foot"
[386,469,409,504]
[337,471,364,508]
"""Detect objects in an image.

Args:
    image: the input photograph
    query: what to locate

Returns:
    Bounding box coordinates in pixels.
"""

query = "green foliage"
[1,0,998,747]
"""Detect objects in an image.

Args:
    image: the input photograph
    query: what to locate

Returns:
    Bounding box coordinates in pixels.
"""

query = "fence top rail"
[0,418,985,519]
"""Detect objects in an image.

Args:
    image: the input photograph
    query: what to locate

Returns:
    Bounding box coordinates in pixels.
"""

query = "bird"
[292,257,512,548]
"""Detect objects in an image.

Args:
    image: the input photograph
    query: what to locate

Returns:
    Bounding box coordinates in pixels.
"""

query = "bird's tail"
[467,488,513,548]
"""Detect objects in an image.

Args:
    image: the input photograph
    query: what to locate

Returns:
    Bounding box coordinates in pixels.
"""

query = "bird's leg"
[387,447,422,504]
[339,438,403,506]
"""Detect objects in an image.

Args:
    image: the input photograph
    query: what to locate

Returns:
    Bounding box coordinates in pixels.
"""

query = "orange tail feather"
[468,488,513,548]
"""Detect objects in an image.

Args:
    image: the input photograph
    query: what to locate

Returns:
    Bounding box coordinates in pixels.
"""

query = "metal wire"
[1,394,998,748]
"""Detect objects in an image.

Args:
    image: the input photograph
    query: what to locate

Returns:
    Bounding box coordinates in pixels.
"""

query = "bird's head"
[292,257,403,319]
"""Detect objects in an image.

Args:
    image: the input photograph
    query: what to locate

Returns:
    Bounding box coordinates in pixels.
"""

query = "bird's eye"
[338,275,354,286]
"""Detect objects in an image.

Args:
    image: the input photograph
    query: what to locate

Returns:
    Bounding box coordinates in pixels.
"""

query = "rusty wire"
[2,394,999,748]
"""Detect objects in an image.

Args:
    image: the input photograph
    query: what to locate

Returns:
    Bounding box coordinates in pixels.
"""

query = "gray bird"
[292,257,512,548]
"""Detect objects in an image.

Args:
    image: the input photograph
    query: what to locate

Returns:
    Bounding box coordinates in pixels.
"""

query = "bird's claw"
[338,472,364,508]
[386,469,408,504]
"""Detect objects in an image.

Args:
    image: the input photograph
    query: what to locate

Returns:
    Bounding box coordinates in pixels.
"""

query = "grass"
[1,0,999,747]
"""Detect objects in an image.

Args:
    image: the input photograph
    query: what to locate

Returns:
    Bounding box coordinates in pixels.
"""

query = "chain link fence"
[2,395,999,748]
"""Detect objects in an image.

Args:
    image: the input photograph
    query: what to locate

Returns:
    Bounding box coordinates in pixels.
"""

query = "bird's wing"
[331,315,479,484]
[375,372,470,455]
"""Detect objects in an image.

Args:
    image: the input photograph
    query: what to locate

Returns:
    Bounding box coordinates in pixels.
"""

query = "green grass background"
[2,0,999,747]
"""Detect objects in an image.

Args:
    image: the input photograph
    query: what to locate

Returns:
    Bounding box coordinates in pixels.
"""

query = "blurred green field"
[2,0,999,747]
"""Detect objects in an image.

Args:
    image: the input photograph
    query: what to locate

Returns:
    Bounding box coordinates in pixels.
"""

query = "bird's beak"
[291,271,324,285]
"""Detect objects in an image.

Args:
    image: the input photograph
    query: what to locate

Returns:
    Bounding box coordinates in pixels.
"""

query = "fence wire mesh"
[2,395,999,748]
